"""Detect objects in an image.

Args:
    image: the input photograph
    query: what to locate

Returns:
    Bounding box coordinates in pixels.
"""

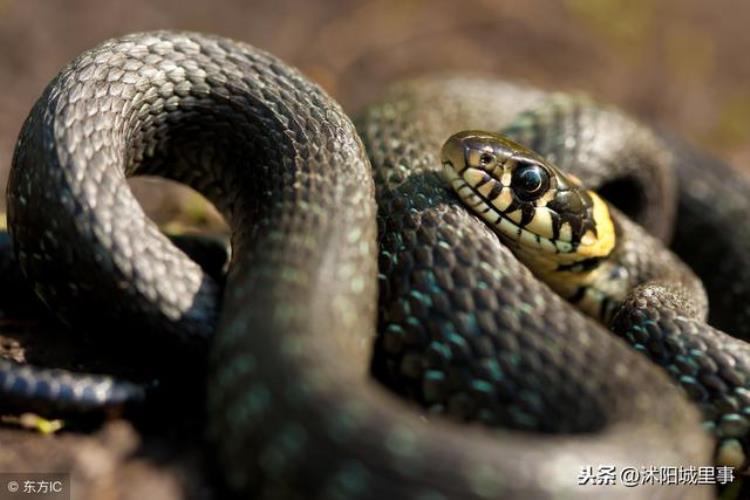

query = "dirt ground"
[1,0,750,498]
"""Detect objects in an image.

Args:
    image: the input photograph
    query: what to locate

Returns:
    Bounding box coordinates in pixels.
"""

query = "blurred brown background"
[2,0,750,201]
[1,1,750,498]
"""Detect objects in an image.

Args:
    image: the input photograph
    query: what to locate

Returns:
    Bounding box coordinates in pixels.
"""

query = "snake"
[3,30,750,499]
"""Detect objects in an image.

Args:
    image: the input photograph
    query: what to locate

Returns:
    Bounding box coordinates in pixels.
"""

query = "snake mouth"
[442,160,575,254]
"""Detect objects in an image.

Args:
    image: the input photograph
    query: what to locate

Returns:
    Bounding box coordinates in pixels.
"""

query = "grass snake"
[4,30,750,499]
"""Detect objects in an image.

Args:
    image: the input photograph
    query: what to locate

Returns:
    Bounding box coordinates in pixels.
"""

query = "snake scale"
[4,30,750,499]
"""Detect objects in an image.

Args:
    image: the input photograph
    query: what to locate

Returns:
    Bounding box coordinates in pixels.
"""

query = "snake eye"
[479,153,494,165]
[512,163,549,201]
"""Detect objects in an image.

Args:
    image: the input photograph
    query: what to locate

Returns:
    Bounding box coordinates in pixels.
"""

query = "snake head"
[441,130,615,264]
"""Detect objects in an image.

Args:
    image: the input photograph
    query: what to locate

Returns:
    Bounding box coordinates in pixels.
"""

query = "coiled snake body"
[4,31,750,499]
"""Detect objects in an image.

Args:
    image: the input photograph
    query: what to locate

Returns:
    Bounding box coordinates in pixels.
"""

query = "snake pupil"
[512,163,549,200]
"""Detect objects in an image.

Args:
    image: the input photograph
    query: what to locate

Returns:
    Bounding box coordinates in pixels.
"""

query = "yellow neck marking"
[577,192,615,259]
[514,190,619,316]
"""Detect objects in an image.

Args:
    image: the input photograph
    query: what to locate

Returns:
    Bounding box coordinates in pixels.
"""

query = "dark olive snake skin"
[6,30,750,499]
